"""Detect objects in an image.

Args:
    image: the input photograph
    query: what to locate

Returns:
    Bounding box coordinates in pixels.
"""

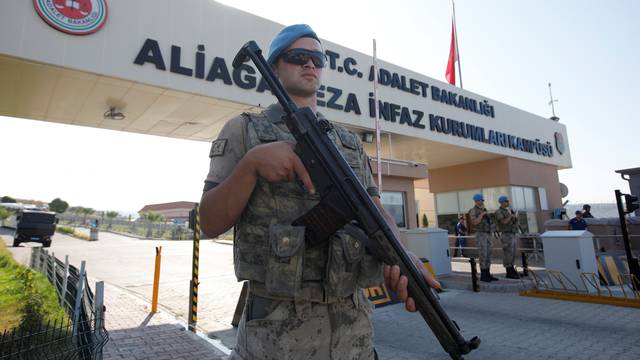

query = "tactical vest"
[495,207,515,233]
[234,109,383,301]
[469,206,491,233]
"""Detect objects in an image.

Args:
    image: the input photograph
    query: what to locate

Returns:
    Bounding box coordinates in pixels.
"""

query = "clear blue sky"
[1,0,638,215]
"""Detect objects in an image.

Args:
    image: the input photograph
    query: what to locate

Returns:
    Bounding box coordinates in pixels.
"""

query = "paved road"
[1,227,243,346]
[3,228,639,359]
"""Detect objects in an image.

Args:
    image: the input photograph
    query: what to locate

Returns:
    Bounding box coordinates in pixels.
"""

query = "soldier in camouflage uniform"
[468,193,498,282]
[494,195,520,279]
[200,24,438,360]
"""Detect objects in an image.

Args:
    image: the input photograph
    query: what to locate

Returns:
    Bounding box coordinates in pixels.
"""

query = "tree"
[142,212,164,238]
[422,214,429,228]
[80,207,95,225]
[67,206,83,227]
[106,211,119,230]
[0,207,11,226]
[1,196,16,203]
[49,198,69,213]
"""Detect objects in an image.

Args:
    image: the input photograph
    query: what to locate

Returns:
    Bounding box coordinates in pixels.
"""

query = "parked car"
[13,210,58,248]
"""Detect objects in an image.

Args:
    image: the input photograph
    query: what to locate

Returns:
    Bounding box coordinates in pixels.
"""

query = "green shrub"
[422,214,429,228]
[0,242,67,332]
[74,232,90,241]
[17,270,45,330]
[56,226,74,235]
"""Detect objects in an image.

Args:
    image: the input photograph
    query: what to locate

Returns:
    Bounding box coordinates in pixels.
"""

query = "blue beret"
[498,195,509,203]
[267,24,320,65]
[473,193,484,201]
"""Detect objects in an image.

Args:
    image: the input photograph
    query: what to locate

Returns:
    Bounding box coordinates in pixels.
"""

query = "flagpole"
[372,39,382,191]
[452,0,463,89]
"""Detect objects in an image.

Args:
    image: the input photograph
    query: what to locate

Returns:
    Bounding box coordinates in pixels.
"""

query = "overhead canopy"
[0,0,572,170]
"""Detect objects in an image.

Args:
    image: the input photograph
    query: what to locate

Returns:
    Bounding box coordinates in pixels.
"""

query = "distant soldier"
[582,204,594,218]
[494,196,520,279]
[468,194,498,282]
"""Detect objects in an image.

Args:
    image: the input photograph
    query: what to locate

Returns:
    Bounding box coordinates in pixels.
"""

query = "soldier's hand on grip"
[245,141,316,194]
[384,252,441,312]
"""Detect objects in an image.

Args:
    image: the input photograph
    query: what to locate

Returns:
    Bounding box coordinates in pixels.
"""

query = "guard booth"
[540,230,597,288]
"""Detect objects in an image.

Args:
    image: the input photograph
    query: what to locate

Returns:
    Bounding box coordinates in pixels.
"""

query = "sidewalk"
[102,282,230,360]
[438,257,540,292]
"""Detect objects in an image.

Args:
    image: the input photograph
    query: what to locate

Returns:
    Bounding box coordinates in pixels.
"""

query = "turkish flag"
[445,20,456,85]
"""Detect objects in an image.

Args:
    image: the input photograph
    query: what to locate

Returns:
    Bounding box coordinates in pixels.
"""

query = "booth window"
[435,185,541,234]
[381,191,406,228]
[511,186,539,233]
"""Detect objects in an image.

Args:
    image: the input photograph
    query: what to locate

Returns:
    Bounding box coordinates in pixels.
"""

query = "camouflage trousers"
[230,289,375,360]
[500,232,517,267]
[476,232,493,269]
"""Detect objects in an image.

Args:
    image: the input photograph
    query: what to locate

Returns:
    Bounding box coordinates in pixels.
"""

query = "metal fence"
[0,248,108,360]
[58,215,194,240]
[449,233,544,261]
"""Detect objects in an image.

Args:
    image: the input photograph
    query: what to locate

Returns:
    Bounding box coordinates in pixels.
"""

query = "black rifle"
[233,41,480,360]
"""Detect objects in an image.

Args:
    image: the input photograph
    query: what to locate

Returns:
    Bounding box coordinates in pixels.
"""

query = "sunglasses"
[280,48,326,68]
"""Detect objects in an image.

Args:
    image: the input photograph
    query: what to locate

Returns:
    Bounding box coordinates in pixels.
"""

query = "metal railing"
[0,248,108,360]
[448,233,544,261]
[523,270,640,308]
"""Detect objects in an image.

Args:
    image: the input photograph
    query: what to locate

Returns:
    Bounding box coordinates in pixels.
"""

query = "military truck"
[12,210,58,248]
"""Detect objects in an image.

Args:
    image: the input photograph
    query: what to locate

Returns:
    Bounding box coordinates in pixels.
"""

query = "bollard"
[521,252,529,277]
[188,205,200,332]
[151,246,162,313]
[470,258,480,292]
[90,227,99,241]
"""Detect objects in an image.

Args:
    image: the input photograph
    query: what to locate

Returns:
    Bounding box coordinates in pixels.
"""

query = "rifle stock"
[233,40,480,359]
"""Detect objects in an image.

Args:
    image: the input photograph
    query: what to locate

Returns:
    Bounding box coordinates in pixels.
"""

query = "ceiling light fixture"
[362,132,374,143]
[104,107,125,120]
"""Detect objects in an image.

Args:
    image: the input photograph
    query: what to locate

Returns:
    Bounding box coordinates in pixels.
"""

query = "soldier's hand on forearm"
[245,141,315,194]
[383,252,441,313]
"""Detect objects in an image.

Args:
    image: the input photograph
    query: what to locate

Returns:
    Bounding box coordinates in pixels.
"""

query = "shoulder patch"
[335,126,358,150]
[209,139,227,157]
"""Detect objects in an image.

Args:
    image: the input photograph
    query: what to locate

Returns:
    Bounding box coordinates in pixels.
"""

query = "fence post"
[93,281,105,360]
[72,260,86,338]
[521,252,529,277]
[470,258,480,292]
[40,249,46,273]
[61,255,70,307]
[32,247,40,271]
[51,252,56,285]
[30,247,37,268]
[41,249,48,274]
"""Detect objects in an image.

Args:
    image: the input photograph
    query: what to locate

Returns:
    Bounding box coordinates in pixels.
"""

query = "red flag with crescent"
[445,20,457,86]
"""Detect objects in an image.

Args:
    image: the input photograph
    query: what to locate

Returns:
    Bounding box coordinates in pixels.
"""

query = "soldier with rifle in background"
[495,195,520,279]
[468,193,498,282]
